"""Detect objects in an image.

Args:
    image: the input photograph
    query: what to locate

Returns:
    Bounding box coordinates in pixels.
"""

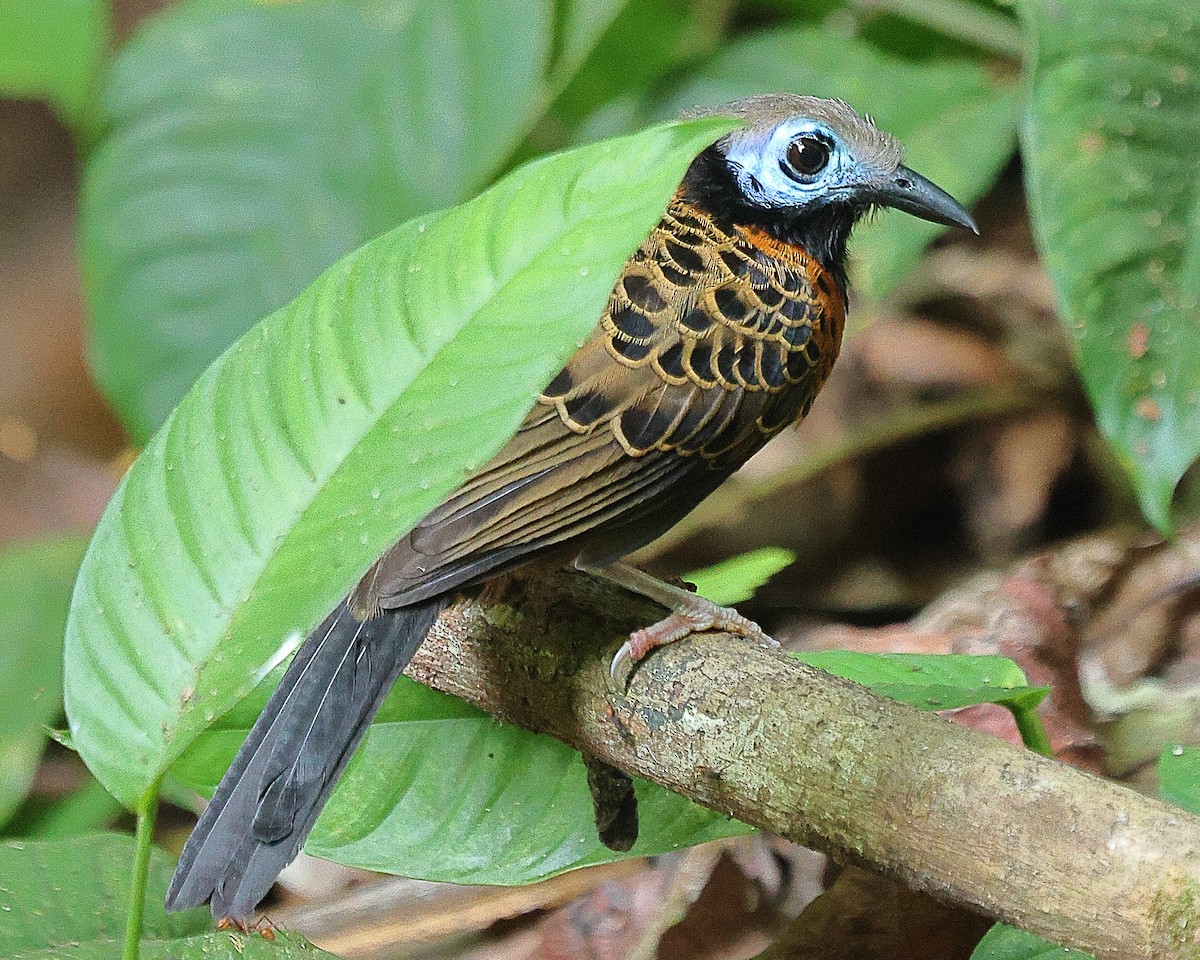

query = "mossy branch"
[404,569,1200,960]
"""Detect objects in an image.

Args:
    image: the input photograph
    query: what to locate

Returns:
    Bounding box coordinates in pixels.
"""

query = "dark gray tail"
[165,596,447,919]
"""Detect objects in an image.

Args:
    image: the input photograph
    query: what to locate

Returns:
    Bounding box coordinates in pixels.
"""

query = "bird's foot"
[579,560,777,689]
[611,596,775,686]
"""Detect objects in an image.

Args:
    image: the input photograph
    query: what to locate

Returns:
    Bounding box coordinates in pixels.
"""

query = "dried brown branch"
[404,568,1200,960]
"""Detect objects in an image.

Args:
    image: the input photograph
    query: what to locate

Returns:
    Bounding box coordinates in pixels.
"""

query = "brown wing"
[367,200,844,609]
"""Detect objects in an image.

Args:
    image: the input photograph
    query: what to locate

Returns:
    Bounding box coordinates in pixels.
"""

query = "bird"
[166,93,978,920]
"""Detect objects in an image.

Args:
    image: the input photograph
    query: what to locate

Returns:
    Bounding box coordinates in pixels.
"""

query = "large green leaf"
[17,777,125,839]
[14,933,335,960]
[0,834,206,954]
[855,0,1024,62]
[797,651,1046,713]
[552,0,632,92]
[1,834,334,959]
[81,0,557,442]
[1021,0,1200,532]
[64,116,734,810]
[1159,745,1200,815]
[971,923,1095,960]
[551,0,724,137]
[172,674,747,885]
[0,0,109,129]
[799,651,1051,754]
[657,27,1019,301]
[0,535,89,827]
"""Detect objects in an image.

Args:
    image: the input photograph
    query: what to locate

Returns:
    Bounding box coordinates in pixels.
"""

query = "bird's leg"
[578,560,778,686]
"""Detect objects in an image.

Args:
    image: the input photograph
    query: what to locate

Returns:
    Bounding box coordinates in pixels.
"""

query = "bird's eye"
[785,136,831,179]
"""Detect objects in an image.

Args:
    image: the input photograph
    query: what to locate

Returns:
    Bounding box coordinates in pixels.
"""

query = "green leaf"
[1159,745,1200,815]
[1020,0,1200,533]
[17,777,125,839]
[551,0,631,90]
[0,535,89,827]
[173,675,747,885]
[856,0,1024,61]
[551,0,724,135]
[64,115,734,810]
[0,834,207,954]
[971,923,1095,960]
[796,651,1048,713]
[658,27,1019,300]
[82,0,558,442]
[13,932,335,960]
[1,834,334,959]
[684,547,796,606]
[0,0,109,129]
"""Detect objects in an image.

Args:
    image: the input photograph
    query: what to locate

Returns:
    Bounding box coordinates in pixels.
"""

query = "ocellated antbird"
[166,93,977,920]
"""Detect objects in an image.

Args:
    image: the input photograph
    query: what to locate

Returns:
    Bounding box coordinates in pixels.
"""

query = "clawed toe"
[609,641,636,690]
[607,600,775,689]
[587,561,776,689]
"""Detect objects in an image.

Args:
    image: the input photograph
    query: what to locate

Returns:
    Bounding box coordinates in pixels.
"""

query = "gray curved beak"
[871,166,979,234]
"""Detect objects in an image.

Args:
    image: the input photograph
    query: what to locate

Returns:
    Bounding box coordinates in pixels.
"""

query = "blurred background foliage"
[1,0,1199,958]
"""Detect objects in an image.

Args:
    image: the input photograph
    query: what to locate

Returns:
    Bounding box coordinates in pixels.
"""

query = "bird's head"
[681,94,977,284]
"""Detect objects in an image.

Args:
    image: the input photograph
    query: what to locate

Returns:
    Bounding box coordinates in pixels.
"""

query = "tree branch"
[404,569,1200,960]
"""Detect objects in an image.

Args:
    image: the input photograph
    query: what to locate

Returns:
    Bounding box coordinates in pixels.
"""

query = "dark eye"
[785,136,831,179]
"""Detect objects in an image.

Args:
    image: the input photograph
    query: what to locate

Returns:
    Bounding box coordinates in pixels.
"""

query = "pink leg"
[580,560,778,686]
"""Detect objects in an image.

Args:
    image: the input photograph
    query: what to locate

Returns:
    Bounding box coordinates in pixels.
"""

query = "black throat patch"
[679,146,863,293]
